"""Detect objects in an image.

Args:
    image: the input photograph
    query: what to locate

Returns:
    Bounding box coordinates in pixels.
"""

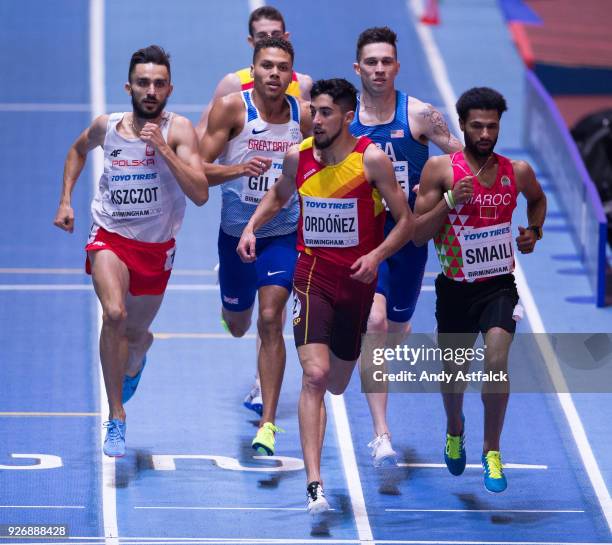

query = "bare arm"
[53,115,108,232]
[513,160,547,254]
[195,72,241,139]
[299,99,313,137]
[350,145,414,283]
[412,99,463,153]
[297,72,313,101]
[413,156,453,245]
[413,155,473,246]
[236,145,299,262]
[199,94,272,186]
[159,115,208,206]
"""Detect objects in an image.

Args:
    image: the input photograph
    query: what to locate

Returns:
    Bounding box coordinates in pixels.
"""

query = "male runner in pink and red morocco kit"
[53,45,208,458]
[414,87,546,493]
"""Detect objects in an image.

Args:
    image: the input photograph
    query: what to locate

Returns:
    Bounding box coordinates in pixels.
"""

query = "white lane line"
[386,508,584,514]
[398,463,547,470]
[0,268,84,274]
[372,542,612,545]
[514,263,612,532]
[407,0,461,138]
[0,284,219,291]
[0,284,433,292]
[0,412,100,417]
[14,539,610,545]
[0,284,92,290]
[89,1,117,544]
[0,268,216,276]
[407,0,612,534]
[0,103,205,113]
[328,393,373,544]
[133,506,335,512]
[153,333,295,340]
[0,103,91,112]
[0,505,85,508]
[11,537,612,545]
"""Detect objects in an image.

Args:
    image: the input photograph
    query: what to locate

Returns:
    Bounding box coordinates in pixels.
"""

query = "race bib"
[240,165,283,206]
[302,196,359,247]
[394,160,410,199]
[383,160,410,210]
[107,172,162,219]
[459,222,514,280]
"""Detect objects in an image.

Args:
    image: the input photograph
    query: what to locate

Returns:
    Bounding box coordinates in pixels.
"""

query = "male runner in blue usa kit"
[351,27,463,466]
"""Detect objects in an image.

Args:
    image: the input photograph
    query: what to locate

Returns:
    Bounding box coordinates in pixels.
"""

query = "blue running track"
[1,1,611,544]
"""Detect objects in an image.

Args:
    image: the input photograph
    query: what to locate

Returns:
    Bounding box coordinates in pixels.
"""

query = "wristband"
[444,190,455,209]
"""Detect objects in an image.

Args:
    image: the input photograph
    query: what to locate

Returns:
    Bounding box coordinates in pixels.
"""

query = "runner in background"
[199,38,311,456]
[196,5,313,418]
[351,26,462,466]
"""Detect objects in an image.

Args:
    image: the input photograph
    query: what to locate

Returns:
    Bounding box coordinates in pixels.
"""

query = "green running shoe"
[444,416,466,476]
[252,422,284,455]
[482,450,507,493]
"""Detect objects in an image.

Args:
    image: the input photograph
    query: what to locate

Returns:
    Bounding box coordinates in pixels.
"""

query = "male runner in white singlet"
[53,45,208,457]
[199,38,311,456]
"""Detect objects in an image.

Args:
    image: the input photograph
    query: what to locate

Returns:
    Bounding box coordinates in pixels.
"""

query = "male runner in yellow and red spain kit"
[196,6,311,138]
[53,45,208,458]
[237,79,416,514]
[196,6,312,419]
[414,87,546,493]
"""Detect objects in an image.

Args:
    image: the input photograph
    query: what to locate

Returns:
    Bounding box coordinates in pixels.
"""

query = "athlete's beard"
[464,130,497,159]
[132,95,167,120]
[313,126,342,150]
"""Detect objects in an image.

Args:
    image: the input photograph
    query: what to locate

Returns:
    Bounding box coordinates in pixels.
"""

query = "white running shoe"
[243,380,263,416]
[367,432,398,467]
[306,481,330,515]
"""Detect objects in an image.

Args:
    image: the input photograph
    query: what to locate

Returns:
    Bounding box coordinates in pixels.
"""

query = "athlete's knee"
[102,303,127,325]
[225,318,251,338]
[485,350,509,372]
[367,309,388,333]
[257,305,283,336]
[302,363,329,393]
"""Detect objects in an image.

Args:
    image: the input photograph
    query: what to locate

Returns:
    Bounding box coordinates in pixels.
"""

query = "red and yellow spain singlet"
[435,151,518,282]
[235,67,301,97]
[295,136,385,268]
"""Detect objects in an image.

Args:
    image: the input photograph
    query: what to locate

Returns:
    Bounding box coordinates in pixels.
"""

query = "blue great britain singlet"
[218,90,302,238]
[350,91,428,210]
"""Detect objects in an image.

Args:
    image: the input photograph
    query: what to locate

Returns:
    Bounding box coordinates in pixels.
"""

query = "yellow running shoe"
[252,422,284,456]
[482,450,507,493]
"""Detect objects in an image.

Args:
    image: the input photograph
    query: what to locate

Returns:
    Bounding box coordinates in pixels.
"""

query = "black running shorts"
[435,273,520,337]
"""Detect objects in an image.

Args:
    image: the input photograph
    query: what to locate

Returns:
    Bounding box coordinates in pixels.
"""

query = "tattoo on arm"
[422,105,450,137]
[420,105,462,151]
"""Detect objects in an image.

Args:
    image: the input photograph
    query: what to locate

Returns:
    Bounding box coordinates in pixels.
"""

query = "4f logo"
[110,149,122,157]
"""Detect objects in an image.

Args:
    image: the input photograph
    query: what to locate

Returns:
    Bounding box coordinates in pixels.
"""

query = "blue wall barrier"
[524,70,608,307]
